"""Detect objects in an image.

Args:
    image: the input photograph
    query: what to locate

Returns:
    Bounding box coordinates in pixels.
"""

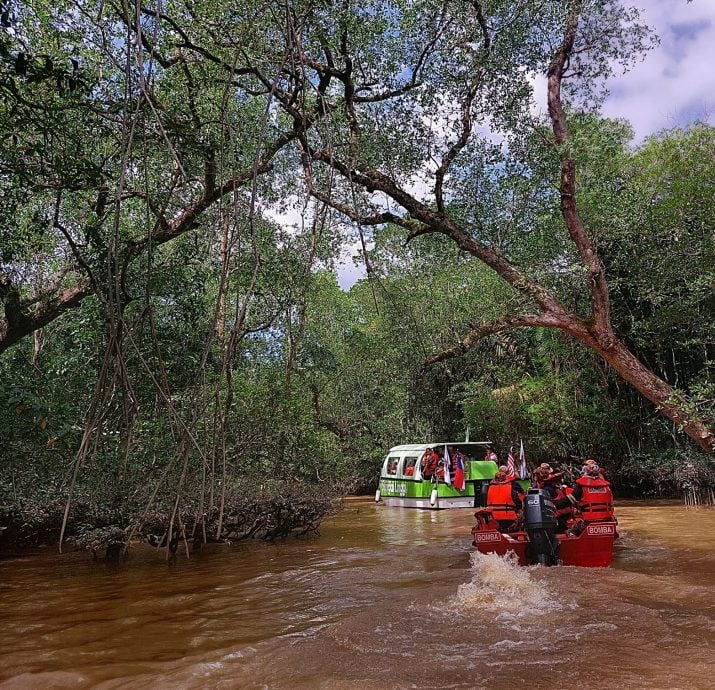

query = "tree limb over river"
[0,1,713,556]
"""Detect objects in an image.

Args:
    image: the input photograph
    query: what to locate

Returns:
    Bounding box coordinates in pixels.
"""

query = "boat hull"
[377,476,492,510]
[472,520,617,567]
[381,494,477,509]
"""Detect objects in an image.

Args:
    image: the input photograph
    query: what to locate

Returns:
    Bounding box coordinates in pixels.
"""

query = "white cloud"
[336,242,368,290]
[258,195,304,233]
[602,0,715,141]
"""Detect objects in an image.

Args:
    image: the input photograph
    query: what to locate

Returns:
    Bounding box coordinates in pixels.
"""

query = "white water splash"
[452,551,562,616]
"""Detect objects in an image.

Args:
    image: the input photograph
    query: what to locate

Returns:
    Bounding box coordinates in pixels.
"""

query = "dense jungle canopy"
[1,0,713,556]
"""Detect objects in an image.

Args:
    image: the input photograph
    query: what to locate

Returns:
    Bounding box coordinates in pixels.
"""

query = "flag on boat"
[506,448,517,480]
[453,450,465,491]
[442,445,451,485]
[519,439,527,480]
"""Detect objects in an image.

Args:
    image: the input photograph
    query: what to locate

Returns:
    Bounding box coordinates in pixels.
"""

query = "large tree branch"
[422,309,715,454]
[20,265,75,307]
[0,275,93,352]
[123,131,293,264]
[308,150,571,319]
[547,0,612,339]
[422,313,568,367]
[301,159,427,235]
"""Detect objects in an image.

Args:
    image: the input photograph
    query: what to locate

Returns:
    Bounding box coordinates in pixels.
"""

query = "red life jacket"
[487,482,517,521]
[553,487,573,521]
[422,452,440,477]
[576,476,614,521]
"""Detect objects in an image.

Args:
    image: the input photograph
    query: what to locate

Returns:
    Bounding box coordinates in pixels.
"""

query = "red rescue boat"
[471,488,618,567]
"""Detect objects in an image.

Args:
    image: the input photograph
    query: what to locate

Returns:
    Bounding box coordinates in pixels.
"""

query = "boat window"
[386,456,400,475]
[402,456,418,476]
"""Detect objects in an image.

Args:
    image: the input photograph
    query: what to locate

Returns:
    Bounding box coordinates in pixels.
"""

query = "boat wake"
[452,551,562,616]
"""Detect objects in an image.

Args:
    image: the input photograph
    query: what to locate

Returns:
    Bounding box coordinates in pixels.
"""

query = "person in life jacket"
[532,465,563,501]
[572,463,614,522]
[486,470,523,532]
[451,447,464,474]
[420,447,440,479]
[499,464,525,503]
[552,483,574,532]
[434,449,447,481]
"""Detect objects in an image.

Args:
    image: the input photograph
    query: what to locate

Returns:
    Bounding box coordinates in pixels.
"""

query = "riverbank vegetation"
[1,0,713,558]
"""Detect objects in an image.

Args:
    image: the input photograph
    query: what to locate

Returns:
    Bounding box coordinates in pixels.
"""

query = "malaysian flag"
[506,448,517,480]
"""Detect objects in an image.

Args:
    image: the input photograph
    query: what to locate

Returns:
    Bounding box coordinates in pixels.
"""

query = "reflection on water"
[0,500,713,689]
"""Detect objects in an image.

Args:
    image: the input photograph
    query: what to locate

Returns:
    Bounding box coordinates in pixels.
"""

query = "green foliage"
[1,2,713,556]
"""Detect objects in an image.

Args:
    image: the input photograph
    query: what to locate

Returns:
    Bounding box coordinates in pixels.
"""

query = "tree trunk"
[592,336,715,454]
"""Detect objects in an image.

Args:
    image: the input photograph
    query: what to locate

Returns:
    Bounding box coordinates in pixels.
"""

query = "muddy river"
[1,499,713,689]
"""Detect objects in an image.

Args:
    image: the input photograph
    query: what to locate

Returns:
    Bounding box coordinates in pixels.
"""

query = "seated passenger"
[530,465,549,488]
[403,457,417,476]
[573,464,614,522]
[585,457,607,479]
[532,465,563,501]
[434,450,447,481]
[486,470,523,532]
[552,484,574,532]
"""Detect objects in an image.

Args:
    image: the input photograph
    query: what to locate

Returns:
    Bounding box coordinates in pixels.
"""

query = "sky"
[599,0,715,141]
[335,0,715,288]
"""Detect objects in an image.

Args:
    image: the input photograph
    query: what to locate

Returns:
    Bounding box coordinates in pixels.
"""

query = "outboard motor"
[474,480,490,508]
[523,488,559,566]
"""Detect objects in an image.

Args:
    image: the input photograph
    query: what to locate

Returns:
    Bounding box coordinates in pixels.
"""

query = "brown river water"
[1,499,713,689]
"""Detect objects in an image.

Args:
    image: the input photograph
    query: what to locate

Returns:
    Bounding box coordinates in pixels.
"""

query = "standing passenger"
[421,447,440,479]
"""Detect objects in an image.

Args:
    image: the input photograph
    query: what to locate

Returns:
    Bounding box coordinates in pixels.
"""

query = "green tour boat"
[375,442,502,509]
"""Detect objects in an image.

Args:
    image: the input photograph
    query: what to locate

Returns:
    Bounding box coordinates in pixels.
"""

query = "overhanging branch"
[422,314,565,367]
